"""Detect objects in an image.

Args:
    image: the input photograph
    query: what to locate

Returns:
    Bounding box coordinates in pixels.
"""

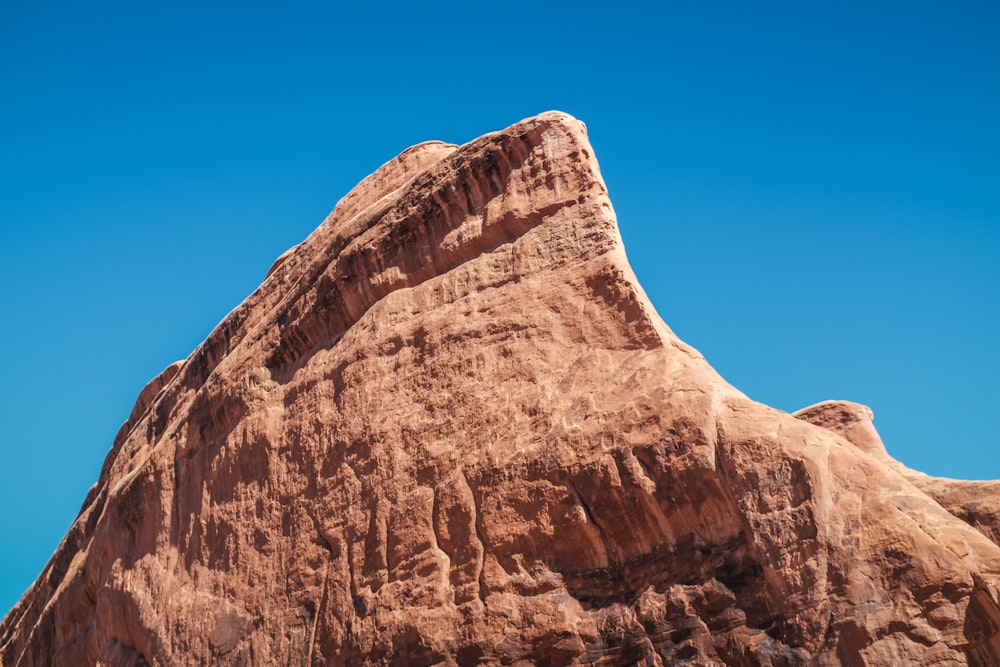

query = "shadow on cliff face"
[474,418,792,663]
[965,582,1000,666]
[556,422,761,599]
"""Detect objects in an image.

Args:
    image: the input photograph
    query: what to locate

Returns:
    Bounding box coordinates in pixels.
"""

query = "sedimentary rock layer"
[2,112,999,666]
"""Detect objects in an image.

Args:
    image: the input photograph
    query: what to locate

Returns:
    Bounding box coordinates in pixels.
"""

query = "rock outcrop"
[2,112,999,666]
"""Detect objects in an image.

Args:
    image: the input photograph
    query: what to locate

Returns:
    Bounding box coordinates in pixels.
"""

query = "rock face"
[2,112,1000,666]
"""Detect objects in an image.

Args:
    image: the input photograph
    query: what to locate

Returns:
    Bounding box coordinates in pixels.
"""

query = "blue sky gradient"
[1,1,997,614]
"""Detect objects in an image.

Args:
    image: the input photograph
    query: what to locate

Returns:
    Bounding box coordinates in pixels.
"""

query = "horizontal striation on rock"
[2,112,1000,666]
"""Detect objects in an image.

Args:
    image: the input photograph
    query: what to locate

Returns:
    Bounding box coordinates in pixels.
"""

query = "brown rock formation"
[2,112,999,666]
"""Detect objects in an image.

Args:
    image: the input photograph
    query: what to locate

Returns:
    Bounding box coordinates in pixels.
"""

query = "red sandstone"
[2,113,998,666]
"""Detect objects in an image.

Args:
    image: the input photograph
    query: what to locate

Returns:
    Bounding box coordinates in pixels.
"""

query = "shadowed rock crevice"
[3,112,1000,666]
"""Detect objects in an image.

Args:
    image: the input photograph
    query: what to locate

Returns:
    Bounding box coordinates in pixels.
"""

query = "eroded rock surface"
[2,112,999,666]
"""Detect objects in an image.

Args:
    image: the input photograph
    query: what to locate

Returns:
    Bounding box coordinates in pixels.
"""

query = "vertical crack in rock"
[305,560,330,666]
[3,111,1000,666]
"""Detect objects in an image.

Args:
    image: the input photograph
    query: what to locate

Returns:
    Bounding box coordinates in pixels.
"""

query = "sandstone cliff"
[2,112,999,666]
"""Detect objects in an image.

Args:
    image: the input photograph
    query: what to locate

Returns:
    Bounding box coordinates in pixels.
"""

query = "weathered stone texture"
[2,113,999,666]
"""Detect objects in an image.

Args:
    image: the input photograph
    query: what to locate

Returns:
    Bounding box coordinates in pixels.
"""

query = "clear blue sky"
[1,2,997,615]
